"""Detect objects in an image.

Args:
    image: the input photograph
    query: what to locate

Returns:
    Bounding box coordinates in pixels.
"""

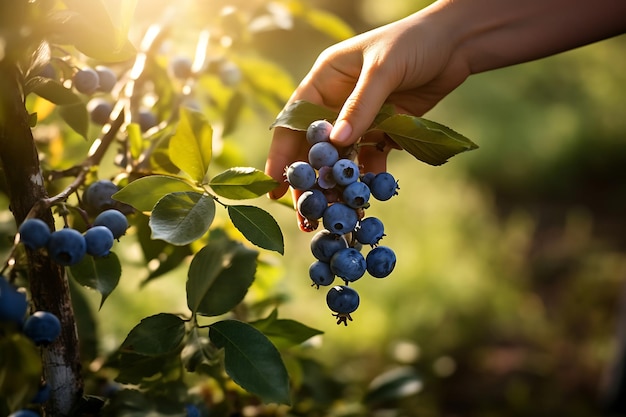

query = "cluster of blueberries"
[285,120,399,325]
[0,275,62,416]
[18,180,130,267]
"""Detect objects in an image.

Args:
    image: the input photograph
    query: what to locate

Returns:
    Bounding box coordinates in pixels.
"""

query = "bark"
[0,62,83,416]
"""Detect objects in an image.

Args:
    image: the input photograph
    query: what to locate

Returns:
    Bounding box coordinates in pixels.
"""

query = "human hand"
[265,3,471,229]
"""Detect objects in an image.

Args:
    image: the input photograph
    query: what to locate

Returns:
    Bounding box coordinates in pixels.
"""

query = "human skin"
[265,0,626,230]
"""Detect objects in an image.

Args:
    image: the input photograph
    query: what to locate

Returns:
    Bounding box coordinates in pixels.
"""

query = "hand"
[265,4,470,230]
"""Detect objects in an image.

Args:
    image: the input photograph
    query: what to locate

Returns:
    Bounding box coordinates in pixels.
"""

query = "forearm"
[429,0,626,74]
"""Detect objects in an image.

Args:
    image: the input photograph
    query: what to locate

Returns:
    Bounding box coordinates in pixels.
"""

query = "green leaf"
[169,107,213,183]
[68,252,121,309]
[209,167,279,200]
[227,205,284,254]
[120,313,186,356]
[113,175,200,212]
[209,320,291,405]
[58,102,89,139]
[374,114,478,166]
[364,367,423,406]
[269,100,337,131]
[251,309,323,349]
[0,333,42,411]
[187,233,258,316]
[52,1,136,62]
[149,191,215,246]
[27,77,81,105]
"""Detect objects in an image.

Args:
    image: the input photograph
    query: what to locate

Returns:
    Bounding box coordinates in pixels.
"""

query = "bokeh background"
[4,0,625,415]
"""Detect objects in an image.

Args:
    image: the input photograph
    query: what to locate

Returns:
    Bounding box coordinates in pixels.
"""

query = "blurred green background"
[7,0,626,415]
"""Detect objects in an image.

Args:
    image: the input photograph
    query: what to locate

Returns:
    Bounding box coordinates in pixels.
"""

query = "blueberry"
[332,159,359,186]
[308,142,339,170]
[342,181,370,209]
[219,60,242,86]
[306,120,333,145]
[309,260,335,288]
[19,218,51,250]
[23,311,62,346]
[171,56,193,79]
[47,228,87,266]
[8,410,40,417]
[330,248,366,283]
[0,275,28,325]
[326,285,360,325]
[138,110,158,132]
[360,172,375,186]
[185,404,201,417]
[38,63,56,79]
[297,189,327,220]
[370,172,399,201]
[366,246,396,278]
[93,209,129,239]
[95,66,117,93]
[87,99,113,125]
[310,229,348,262]
[354,217,385,246]
[31,383,51,404]
[322,203,358,235]
[316,166,336,189]
[84,180,119,214]
[73,68,99,95]
[285,161,316,190]
[84,226,115,257]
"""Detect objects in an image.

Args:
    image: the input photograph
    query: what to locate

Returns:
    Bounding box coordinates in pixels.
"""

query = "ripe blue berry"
[309,260,335,288]
[366,246,396,278]
[138,109,158,132]
[19,218,51,250]
[88,99,113,125]
[84,180,119,214]
[8,410,40,417]
[31,383,51,404]
[354,217,385,246]
[360,172,375,186]
[308,142,339,170]
[285,161,316,190]
[330,248,366,283]
[342,181,371,209]
[23,311,62,346]
[47,228,87,266]
[0,276,28,325]
[306,120,333,145]
[332,159,360,186]
[370,172,399,201]
[322,203,358,235]
[73,68,99,95]
[171,56,193,79]
[326,285,360,325]
[84,226,115,257]
[310,229,348,262]
[95,66,117,93]
[185,404,201,417]
[93,209,129,239]
[297,189,327,220]
[219,60,242,86]
[316,166,336,189]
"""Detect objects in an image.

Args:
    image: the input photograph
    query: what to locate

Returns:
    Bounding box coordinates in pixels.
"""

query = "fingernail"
[331,119,352,145]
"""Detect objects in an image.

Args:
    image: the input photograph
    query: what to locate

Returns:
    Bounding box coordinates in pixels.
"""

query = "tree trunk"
[0,62,83,416]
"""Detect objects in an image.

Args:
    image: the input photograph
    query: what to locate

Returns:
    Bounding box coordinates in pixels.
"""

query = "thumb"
[330,65,393,147]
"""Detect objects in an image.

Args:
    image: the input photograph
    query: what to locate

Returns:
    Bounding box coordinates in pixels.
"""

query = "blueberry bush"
[0,1,476,416]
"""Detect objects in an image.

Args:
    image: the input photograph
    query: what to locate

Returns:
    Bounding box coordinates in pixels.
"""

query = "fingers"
[330,57,395,147]
[265,126,309,199]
